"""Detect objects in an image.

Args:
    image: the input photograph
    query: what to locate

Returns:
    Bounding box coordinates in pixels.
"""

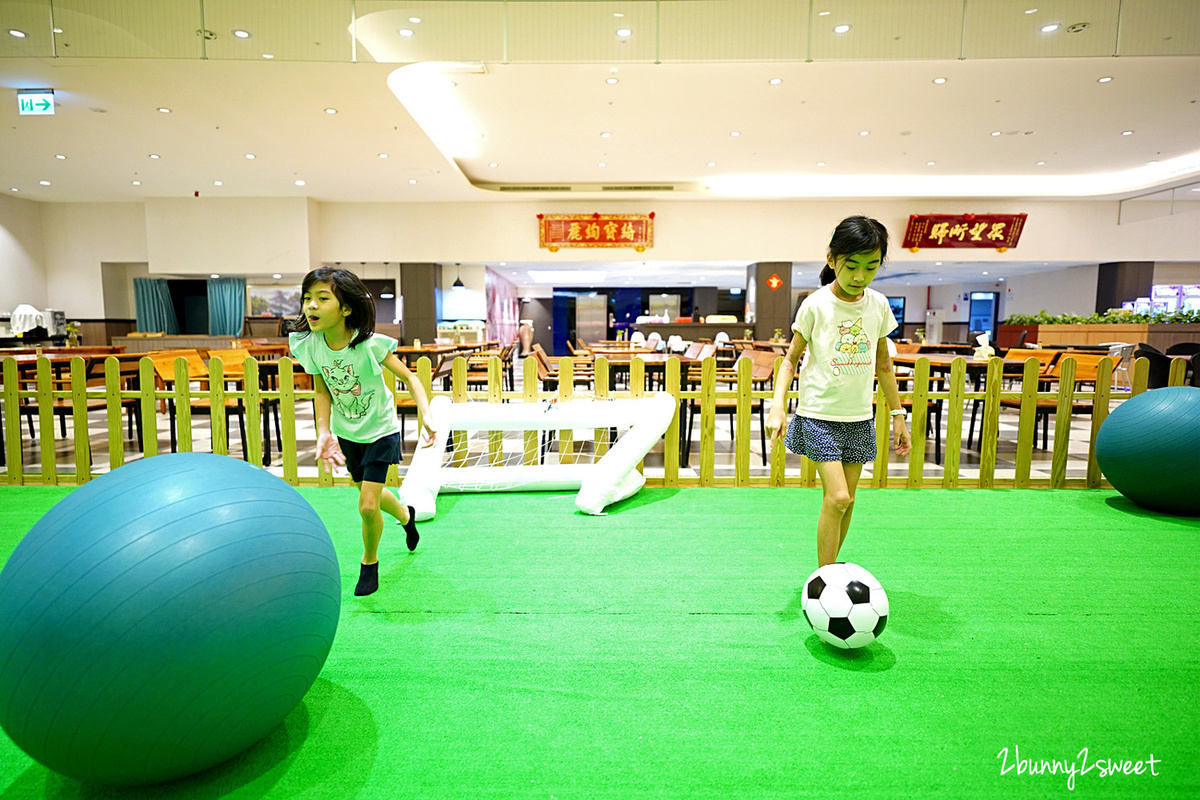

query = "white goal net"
[399,393,677,518]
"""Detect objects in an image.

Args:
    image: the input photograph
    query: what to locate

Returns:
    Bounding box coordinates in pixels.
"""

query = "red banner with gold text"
[903,213,1027,252]
[538,213,654,252]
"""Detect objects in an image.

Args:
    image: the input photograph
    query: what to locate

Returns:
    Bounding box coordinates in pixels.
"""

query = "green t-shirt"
[288,331,401,443]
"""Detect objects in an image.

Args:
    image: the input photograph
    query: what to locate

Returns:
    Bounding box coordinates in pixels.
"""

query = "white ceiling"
[1,0,1198,289]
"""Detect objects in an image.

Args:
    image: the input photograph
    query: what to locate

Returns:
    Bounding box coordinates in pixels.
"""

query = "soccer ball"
[801,562,889,649]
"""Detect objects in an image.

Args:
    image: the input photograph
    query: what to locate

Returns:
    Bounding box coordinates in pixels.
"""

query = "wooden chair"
[396,355,453,452]
[207,347,284,463]
[17,355,142,447]
[149,350,258,461]
[682,351,770,467]
[531,344,594,392]
[998,353,1107,450]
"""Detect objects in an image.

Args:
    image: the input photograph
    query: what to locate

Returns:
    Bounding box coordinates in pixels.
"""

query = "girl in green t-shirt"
[290,268,436,596]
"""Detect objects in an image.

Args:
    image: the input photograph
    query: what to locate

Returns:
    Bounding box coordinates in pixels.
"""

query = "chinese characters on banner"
[902,213,1027,252]
[538,212,654,252]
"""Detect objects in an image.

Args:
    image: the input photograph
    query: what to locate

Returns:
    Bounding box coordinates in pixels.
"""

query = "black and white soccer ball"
[801,562,889,650]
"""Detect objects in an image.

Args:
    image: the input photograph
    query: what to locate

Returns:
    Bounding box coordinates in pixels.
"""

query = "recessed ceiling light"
[157,107,171,113]
[1040,23,1060,32]
[991,131,1002,136]
[932,77,947,84]
[55,154,66,160]
[818,11,831,17]
[998,277,1005,281]
[488,162,498,167]
[245,153,255,159]
[324,108,337,114]
[409,179,417,184]
[213,180,223,186]
[982,271,989,275]
[149,154,160,159]
[52,28,62,34]
[769,78,782,85]
[616,27,632,37]
[1121,130,1134,135]
[39,180,50,186]
[859,130,870,136]
[9,188,17,192]
[730,131,740,137]
[131,180,141,185]
[833,24,851,33]
[8,29,27,38]
[706,161,716,167]
[598,162,607,167]
[1025,8,1038,14]
[262,53,274,59]
[926,161,935,166]
[398,28,414,37]
[614,12,624,17]
[210,274,220,279]
[1146,160,1158,165]
[378,153,388,159]
[408,17,421,23]
[935,261,943,266]
[272,273,282,279]
[1036,161,1046,165]
[601,131,612,138]
[1097,76,1113,83]
[295,179,306,186]
[816,161,825,167]
[606,77,619,85]
[232,29,251,38]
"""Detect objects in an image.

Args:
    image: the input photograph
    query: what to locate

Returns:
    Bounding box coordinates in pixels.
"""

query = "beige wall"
[0,194,47,310]
[144,197,314,276]
[4,193,1200,323]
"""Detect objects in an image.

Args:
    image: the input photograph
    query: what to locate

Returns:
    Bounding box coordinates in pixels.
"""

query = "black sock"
[354,562,379,596]
[402,506,420,552]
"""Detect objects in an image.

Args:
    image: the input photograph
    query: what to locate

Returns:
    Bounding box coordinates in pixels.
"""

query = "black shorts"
[337,433,402,484]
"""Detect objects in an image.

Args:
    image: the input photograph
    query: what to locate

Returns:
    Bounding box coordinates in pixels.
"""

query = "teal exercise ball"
[1096,386,1200,516]
[0,453,341,785]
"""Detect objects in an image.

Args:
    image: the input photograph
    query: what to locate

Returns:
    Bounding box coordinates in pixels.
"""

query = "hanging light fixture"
[452,263,465,290]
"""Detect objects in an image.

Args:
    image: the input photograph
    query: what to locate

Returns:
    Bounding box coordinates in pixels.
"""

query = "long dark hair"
[293,267,376,348]
[819,215,890,286]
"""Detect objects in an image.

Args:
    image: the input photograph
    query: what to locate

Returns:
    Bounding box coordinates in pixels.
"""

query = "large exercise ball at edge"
[1095,386,1200,516]
[0,453,341,785]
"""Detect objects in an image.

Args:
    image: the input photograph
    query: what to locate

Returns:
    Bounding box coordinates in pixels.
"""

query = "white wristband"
[889,408,906,418]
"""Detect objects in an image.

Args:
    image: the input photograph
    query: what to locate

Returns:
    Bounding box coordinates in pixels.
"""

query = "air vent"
[601,185,675,192]
[497,185,571,192]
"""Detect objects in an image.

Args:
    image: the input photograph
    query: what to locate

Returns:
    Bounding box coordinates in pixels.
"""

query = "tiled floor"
[3,355,1124,484]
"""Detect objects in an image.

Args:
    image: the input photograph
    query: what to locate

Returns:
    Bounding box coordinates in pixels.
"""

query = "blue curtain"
[133,278,179,334]
[207,278,246,337]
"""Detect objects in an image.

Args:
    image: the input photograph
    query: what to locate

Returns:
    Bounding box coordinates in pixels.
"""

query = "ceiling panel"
[0,1,54,58]
[1117,0,1200,56]
[808,0,964,62]
[50,0,202,59]
[202,0,354,62]
[657,1,808,62]
[963,0,1121,59]
[354,1,505,63]
[505,1,658,63]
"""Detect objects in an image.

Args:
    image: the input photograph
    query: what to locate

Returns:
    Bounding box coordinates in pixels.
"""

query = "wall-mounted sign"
[538,212,653,252]
[17,89,54,116]
[903,213,1027,252]
[766,273,783,291]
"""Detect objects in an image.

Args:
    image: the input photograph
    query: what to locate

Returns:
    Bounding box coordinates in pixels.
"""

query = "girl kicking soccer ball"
[766,215,912,568]
[289,267,436,596]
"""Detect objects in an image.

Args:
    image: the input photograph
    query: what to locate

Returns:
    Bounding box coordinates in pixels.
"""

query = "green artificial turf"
[1,484,1198,799]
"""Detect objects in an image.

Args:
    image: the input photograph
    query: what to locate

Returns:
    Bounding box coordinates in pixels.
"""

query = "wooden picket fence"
[1,353,1189,489]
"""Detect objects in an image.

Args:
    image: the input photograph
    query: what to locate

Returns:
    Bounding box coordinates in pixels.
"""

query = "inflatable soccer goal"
[398,393,677,518]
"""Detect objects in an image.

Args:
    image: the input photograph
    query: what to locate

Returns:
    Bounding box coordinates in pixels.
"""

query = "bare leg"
[813,460,859,567]
[356,481,387,564]
[837,462,865,557]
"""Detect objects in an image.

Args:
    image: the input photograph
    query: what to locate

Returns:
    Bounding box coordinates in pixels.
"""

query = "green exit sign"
[18,89,54,116]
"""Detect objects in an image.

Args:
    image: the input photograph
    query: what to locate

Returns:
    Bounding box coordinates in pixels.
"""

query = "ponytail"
[819,265,836,286]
